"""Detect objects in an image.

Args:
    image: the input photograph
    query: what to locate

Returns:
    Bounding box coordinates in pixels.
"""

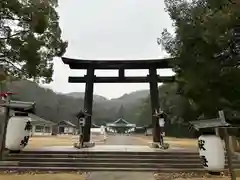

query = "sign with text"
[198,135,225,172]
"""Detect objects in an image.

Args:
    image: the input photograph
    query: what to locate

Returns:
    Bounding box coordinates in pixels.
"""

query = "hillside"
[5,80,148,125]
[109,90,149,105]
[112,90,149,101]
[66,92,107,102]
[66,90,149,109]
[4,80,197,138]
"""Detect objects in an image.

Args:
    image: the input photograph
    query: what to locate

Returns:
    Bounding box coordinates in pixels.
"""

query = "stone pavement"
[85,135,155,180]
[86,172,155,180]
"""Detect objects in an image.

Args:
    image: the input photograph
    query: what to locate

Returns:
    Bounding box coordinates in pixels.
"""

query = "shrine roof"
[29,113,56,125]
[113,118,130,124]
[62,57,175,69]
[190,118,230,130]
[58,120,76,127]
[8,110,55,125]
[1,100,35,112]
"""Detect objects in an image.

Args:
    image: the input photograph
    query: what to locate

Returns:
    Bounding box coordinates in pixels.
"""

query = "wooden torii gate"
[62,57,175,145]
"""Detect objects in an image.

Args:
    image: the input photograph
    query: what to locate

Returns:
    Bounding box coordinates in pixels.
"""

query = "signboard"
[198,135,225,172]
[79,118,85,127]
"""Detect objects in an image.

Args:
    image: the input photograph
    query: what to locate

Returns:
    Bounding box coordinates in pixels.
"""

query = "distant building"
[8,111,56,136]
[29,114,56,136]
[91,123,100,128]
[144,124,153,136]
[106,118,136,133]
[57,120,77,135]
[4,100,56,136]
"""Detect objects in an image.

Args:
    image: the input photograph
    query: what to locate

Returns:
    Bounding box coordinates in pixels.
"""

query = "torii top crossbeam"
[62,57,174,69]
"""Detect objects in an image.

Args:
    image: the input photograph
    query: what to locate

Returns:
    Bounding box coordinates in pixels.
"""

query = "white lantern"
[5,115,32,151]
[198,135,225,172]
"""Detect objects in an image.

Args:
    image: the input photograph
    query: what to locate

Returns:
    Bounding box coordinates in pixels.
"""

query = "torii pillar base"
[149,142,170,149]
[73,142,95,149]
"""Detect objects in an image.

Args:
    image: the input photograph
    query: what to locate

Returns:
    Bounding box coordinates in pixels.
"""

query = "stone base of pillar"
[149,142,170,149]
[149,142,160,148]
[73,142,95,149]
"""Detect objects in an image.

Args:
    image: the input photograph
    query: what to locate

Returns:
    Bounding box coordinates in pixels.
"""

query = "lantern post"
[0,99,35,155]
[153,108,167,148]
[190,110,236,180]
[0,92,15,160]
[76,109,91,148]
[218,111,236,180]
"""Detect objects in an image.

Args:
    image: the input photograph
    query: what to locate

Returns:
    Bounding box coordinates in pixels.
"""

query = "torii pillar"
[83,68,94,142]
[149,67,161,143]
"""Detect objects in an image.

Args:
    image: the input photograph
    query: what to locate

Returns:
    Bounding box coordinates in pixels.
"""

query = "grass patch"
[26,135,78,149]
[164,137,197,148]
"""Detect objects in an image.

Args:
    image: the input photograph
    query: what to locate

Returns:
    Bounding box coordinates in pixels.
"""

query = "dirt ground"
[1,172,240,180]
[164,137,197,148]
[133,135,197,148]
[26,134,104,149]
[26,135,79,149]
[154,172,240,180]
[0,173,86,180]
[26,134,198,149]
[174,178,239,180]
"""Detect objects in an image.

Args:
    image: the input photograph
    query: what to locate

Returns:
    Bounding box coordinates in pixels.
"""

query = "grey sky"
[43,0,175,99]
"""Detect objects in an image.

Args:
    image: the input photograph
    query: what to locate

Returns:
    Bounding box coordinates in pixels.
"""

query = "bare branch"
[0,58,25,74]
[0,30,30,40]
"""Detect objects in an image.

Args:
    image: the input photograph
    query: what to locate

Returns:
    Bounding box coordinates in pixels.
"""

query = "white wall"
[64,127,74,133]
[31,125,53,136]
[91,128,101,135]
[58,126,76,135]
[32,132,52,136]
[91,127,106,135]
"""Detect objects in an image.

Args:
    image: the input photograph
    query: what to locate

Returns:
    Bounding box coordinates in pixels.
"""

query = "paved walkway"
[104,134,148,145]
[28,134,190,152]
[85,135,155,180]
[86,172,155,180]
[31,134,156,152]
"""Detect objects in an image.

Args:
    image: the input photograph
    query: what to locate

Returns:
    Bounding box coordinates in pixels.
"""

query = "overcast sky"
[43,0,175,99]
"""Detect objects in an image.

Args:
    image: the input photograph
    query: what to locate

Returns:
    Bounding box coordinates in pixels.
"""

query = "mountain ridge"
[66,90,149,103]
[6,80,150,125]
